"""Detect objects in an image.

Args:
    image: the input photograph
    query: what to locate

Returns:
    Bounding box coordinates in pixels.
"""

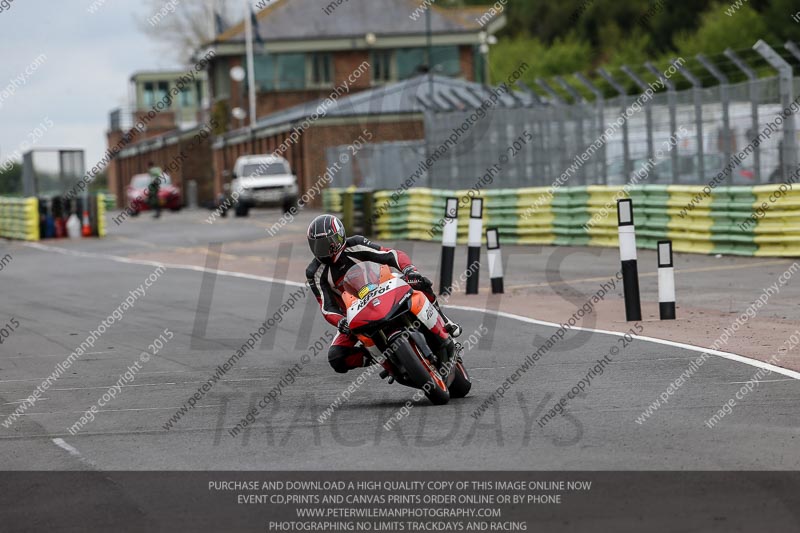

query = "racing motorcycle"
[341,261,471,405]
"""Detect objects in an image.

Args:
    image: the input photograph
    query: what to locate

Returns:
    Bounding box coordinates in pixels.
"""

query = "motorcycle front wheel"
[394,337,450,405]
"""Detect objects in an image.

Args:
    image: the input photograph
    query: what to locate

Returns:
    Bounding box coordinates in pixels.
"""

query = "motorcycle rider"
[305,214,461,374]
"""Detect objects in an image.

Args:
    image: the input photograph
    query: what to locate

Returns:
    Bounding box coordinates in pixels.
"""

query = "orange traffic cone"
[81,210,92,237]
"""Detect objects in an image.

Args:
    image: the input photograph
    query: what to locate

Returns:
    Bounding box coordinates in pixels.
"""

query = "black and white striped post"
[617,198,642,321]
[466,198,483,295]
[486,228,504,294]
[438,197,459,296]
[657,240,676,320]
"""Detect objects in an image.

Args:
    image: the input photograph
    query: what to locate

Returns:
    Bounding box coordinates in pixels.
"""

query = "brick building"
[106,0,506,206]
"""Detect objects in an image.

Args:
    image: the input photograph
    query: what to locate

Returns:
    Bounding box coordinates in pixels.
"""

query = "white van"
[230,155,299,216]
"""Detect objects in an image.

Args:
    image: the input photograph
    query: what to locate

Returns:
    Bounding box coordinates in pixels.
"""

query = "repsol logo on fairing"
[355,285,390,311]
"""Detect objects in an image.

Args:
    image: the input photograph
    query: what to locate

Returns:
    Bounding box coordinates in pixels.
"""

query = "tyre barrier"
[0,197,39,241]
[322,184,800,257]
[0,194,107,241]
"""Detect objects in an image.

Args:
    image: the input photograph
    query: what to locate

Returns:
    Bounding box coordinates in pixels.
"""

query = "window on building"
[278,54,306,89]
[214,61,231,99]
[396,48,426,79]
[143,82,155,107]
[253,53,306,91]
[254,55,276,90]
[473,46,487,83]
[431,46,461,76]
[396,46,461,80]
[309,53,333,86]
[371,50,393,83]
[156,82,169,107]
[179,85,194,107]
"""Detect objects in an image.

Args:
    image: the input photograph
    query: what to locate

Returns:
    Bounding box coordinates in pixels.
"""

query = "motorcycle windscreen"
[342,261,384,298]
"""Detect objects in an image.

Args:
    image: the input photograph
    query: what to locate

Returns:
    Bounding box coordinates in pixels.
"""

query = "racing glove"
[337,318,350,336]
[402,265,431,290]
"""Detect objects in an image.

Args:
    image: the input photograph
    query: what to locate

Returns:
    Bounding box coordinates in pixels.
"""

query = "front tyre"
[448,360,471,398]
[393,337,449,405]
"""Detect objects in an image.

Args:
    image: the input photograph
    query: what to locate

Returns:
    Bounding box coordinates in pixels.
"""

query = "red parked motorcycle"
[341,261,471,405]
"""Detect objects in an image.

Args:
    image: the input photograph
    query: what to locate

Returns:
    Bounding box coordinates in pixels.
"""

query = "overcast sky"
[0,0,217,173]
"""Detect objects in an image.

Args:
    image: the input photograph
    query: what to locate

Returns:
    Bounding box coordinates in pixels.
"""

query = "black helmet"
[307,214,346,262]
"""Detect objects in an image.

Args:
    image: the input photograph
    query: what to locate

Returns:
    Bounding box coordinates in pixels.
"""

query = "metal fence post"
[697,53,732,182]
[725,48,761,182]
[598,68,631,180]
[755,40,796,184]
[556,76,587,184]
[516,81,547,182]
[676,61,705,183]
[575,72,606,185]
[645,61,679,184]
[621,65,655,167]
[537,79,569,179]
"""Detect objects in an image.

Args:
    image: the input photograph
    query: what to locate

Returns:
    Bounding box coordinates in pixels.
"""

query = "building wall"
[108,131,215,209]
[459,45,476,81]
[213,52,375,130]
[333,50,372,88]
[210,115,424,208]
[301,117,425,198]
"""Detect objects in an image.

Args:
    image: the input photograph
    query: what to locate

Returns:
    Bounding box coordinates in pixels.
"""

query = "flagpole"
[208,0,216,40]
[244,0,257,128]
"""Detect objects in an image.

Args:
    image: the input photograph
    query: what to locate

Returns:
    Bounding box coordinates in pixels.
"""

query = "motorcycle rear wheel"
[394,337,450,405]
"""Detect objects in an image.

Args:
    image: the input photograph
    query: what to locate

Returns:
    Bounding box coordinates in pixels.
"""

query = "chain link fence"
[327,74,799,190]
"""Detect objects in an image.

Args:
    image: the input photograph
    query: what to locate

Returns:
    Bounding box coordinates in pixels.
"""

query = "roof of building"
[219,74,537,142]
[216,0,502,43]
[129,70,208,82]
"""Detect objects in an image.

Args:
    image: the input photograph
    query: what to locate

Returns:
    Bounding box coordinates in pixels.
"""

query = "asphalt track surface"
[1,216,797,472]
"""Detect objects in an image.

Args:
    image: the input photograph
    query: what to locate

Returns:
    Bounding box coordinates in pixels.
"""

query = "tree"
[490,34,592,86]
[136,0,239,62]
[673,2,769,57]
[0,162,23,196]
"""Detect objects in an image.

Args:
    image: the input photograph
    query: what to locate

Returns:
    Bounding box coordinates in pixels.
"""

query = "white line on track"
[52,437,96,467]
[18,405,222,417]
[6,351,111,359]
[0,378,302,395]
[24,242,800,382]
[446,305,800,381]
[2,398,48,405]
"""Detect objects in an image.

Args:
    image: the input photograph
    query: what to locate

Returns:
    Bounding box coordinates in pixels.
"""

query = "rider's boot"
[432,300,461,338]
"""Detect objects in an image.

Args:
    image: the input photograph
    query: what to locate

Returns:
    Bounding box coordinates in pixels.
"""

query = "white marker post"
[617,198,642,321]
[657,240,676,320]
[466,198,483,295]
[439,197,458,296]
[486,228,504,294]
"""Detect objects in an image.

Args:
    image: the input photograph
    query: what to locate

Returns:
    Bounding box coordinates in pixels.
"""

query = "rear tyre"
[393,337,449,405]
[448,360,472,398]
